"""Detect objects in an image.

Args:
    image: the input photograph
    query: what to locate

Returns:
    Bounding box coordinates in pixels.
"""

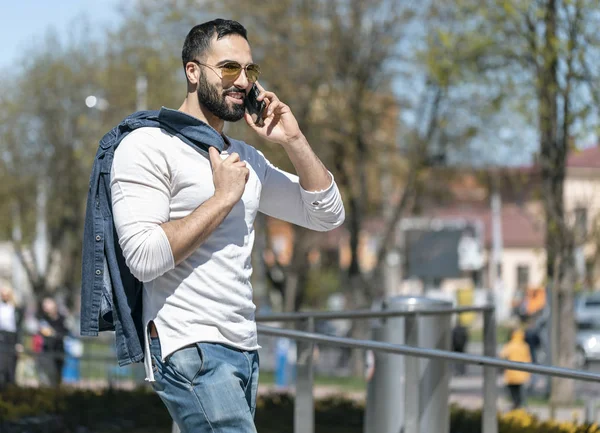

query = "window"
[575,207,588,238]
[516,265,530,291]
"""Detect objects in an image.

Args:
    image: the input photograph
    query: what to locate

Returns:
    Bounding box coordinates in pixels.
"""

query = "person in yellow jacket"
[500,328,532,409]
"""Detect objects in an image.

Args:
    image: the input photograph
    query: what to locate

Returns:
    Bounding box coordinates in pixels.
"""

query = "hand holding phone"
[244,83,302,146]
[244,84,266,127]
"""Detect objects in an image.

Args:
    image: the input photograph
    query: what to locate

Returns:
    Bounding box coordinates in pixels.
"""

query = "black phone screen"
[244,84,266,126]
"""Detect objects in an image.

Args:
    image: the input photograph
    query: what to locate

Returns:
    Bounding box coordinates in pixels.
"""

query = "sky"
[0,0,120,69]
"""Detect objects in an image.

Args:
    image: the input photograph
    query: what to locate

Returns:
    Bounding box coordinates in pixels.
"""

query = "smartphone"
[245,84,266,127]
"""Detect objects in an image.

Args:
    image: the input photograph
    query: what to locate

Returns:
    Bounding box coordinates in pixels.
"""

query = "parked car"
[574,319,600,369]
[574,292,600,368]
[530,292,600,369]
[575,292,600,323]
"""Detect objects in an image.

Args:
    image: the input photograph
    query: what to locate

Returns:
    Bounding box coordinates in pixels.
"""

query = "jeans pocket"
[166,344,204,385]
[150,353,166,392]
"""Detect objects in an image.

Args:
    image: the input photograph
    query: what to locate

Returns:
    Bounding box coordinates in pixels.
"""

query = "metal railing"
[248,304,600,433]
[0,349,145,389]
[5,306,594,433]
[0,331,146,389]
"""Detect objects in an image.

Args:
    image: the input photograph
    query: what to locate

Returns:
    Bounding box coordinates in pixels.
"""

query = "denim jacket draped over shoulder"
[80,107,225,366]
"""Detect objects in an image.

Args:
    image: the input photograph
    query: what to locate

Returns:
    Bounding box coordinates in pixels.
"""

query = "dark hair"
[182,19,248,68]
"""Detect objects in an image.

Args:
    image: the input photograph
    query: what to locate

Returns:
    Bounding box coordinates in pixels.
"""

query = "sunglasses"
[191,60,261,83]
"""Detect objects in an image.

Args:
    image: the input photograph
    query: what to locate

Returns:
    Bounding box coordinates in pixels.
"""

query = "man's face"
[42,298,57,316]
[196,34,254,122]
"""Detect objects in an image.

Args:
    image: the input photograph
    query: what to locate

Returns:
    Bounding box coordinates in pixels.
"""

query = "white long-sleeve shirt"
[110,126,345,380]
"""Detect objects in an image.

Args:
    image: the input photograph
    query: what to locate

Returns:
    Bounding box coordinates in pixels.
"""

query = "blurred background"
[1,0,600,431]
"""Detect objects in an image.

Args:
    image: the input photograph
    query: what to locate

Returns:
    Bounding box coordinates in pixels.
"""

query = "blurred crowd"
[0,285,80,389]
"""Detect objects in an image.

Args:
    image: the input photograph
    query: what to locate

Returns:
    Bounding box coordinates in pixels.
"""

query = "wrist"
[211,191,238,210]
[281,132,307,149]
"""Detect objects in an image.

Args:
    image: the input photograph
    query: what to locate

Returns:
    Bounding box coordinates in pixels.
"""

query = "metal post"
[490,187,504,320]
[364,296,451,433]
[584,398,599,424]
[136,75,148,111]
[295,317,315,433]
[404,314,420,433]
[363,306,405,433]
[482,308,498,433]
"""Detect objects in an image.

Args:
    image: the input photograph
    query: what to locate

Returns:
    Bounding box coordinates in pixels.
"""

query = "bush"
[450,405,600,433]
[1,387,599,433]
[0,386,172,433]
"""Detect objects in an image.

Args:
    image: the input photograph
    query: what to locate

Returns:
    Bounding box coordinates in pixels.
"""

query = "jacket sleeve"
[111,131,175,283]
[257,151,345,232]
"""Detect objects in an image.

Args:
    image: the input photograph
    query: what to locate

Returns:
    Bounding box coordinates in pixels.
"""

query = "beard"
[197,72,246,122]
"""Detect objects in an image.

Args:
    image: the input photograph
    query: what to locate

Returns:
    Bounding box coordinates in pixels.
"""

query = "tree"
[0,27,106,308]
[0,6,198,309]
[427,0,600,403]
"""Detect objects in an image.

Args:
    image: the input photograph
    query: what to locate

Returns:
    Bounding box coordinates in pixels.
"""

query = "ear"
[185,62,200,86]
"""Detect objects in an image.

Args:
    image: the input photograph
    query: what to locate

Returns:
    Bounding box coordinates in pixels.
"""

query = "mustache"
[222,86,246,97]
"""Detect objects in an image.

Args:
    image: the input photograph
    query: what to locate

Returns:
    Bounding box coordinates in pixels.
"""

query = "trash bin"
[364,296,452,433]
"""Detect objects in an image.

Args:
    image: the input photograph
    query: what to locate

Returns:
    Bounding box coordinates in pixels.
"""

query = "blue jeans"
[150,337,260,433]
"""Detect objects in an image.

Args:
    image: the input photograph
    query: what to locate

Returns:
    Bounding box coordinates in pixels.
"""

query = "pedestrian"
[523,317,541,393]
[0,285,24,388]
[37,297,69,387]
[451,319,469,376]
[104,19,344,432]
[500,328,532,410]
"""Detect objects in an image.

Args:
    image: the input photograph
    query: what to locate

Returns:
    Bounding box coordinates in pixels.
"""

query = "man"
[37,297,69,387]
[451,319,469,376]
[110,19,345,432]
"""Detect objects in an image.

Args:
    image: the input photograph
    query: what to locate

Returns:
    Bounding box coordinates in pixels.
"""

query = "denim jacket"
[80,107,226,366]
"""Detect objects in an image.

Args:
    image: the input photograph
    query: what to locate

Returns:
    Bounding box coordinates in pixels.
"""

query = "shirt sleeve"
[111,131,175,283]
[257,152,345,231]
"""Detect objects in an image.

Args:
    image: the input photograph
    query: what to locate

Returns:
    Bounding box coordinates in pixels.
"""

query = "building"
[267,145,600,321]
[400,146,600,320]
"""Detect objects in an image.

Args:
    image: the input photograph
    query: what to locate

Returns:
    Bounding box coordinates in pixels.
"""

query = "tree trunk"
[551,253,576,404]
[282,226,315,313]
[538,0,575,404]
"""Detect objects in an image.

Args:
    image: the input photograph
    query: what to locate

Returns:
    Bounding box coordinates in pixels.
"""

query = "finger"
[265,100,281,117]
[244,112,261,129]
[208,146,222,168]
[242,167,250,183]
[233,161,247,168]
[262,97,271,111]
[262,90,280,103]
[224,152,240,164]
[255,83,279,103]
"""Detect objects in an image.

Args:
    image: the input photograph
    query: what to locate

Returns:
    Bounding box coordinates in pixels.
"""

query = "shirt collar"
[157,107,227,153]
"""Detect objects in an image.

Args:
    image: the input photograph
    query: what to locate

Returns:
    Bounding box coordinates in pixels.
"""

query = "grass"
[469,324,513,343]
[76,337,368,390]
[259,371,367,391]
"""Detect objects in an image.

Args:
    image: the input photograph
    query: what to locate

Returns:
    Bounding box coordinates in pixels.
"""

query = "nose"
[233,68,250,90]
